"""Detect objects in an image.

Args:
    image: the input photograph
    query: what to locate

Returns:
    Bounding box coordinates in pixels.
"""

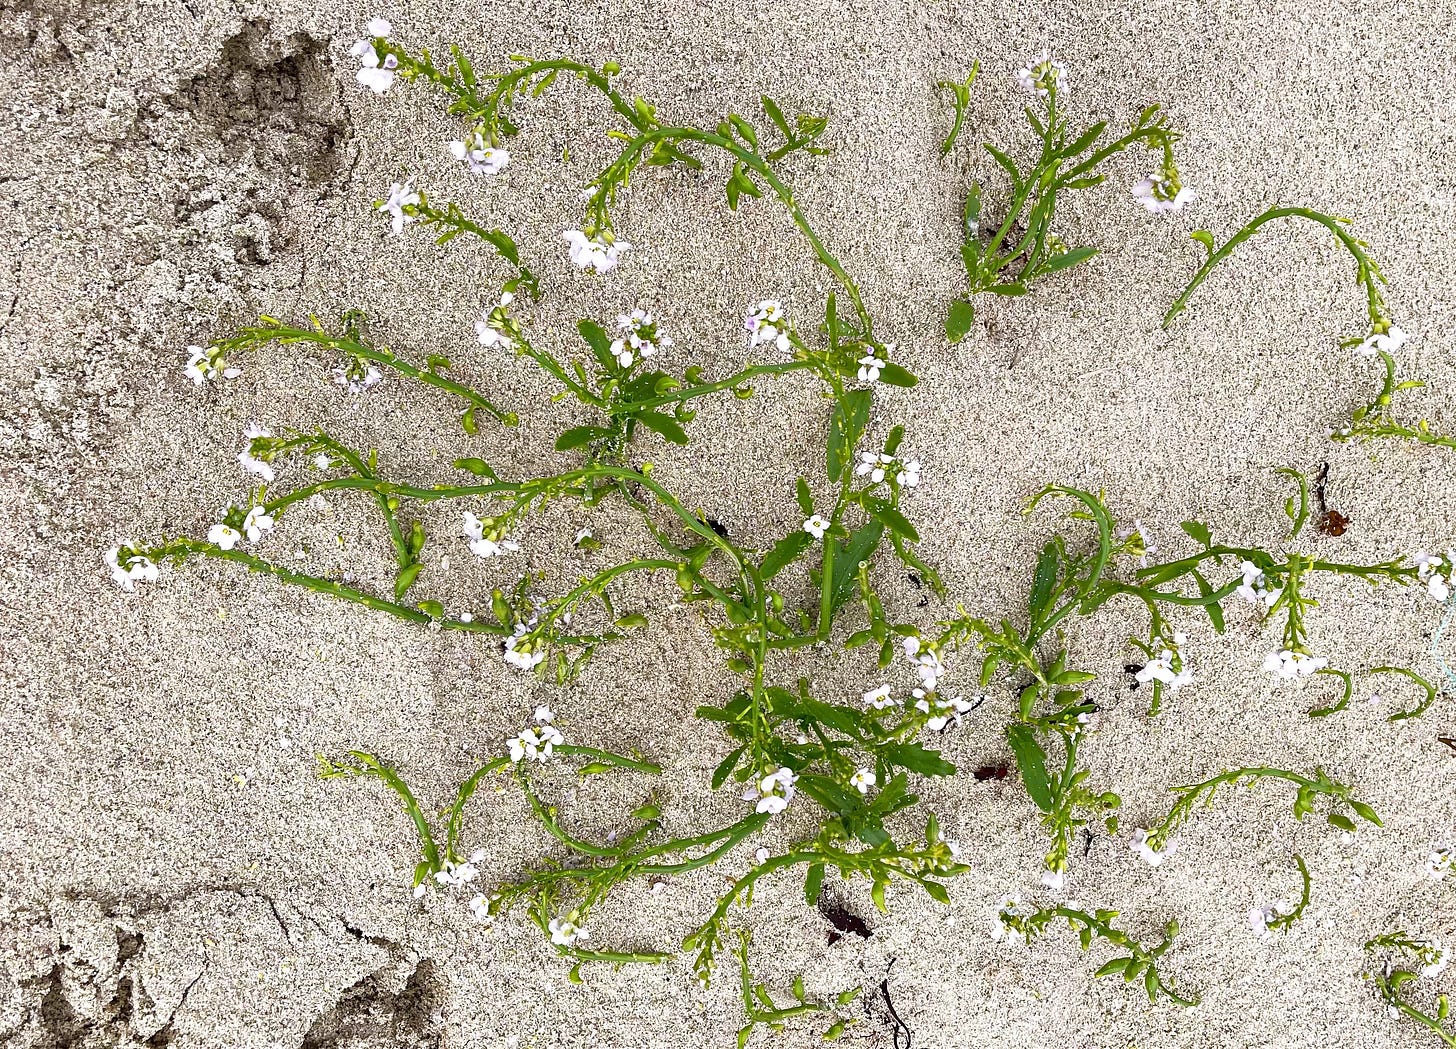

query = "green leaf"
[983,142,1022,188]
[728,114,758,148]
[1028,540,1059,623]
[795,476,814,517]
[555,425,615,451]
[866,501,919,542]
[1060,120,1107,158]
[830,521,883,611]
[879,741,956,777]
[1005,723,1054,811]
[804,863,825,905]
[762,95,792,137]
[452,457,498,479]
[1192,569,1226,633]
[761,529,813,579]
[921,880,950,905]
[1190,229,1216,258]
[985,283,1028,296]
[711,746,744,789]
[393,561,423,601]
[1042,246,1098,274]
[1180,520,1212,547]
[633,411,689,444]
[578,319,617,371]
[876,362,918,387]
[826,390,870,481]
[946,299,976,343]
[460,406,478,435]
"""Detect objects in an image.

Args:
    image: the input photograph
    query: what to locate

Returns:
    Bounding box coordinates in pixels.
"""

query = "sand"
[3,0,1456,1045]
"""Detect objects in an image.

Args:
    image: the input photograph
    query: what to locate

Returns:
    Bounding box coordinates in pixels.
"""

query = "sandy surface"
[3,0,1456,1046]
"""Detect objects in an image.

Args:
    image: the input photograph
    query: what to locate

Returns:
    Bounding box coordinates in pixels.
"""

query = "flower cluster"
[1132,168,1193,214]
[504,619,546,672]
[475,292,517,351]
[1135,633,1193,692]
[1236,561,1280,606]
[1015,52,1067,97]
[463,511,520,559]
[507,707,564,762]
[350,19,398,94]
[744,767,797,815]
[238,424,276,482]
[105,544,159,591]
[563,229,629,274]
[990,895,1035,942]
[744,300,790,351]
[185,344,240,385]
[449,131,509,175]
[610,310,670,368]
[1416,552,1454,603]
[1262,649,1328,680]
[1355,317,1409,357]
[1130,828,1175,867]
[208,505,274,550]
[902,636,943,691]
[549,915,589,947]
[333,357,384,394]
[856,451,920,488]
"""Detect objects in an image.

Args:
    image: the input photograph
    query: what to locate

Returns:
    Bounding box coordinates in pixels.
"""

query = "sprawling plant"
[103,19,1456,1042]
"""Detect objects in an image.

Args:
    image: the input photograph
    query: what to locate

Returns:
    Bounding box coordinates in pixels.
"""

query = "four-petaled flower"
[549,916,588,947]
[503,623,546,672]
[802,515,830,539]
[610,309,669,367]
[242,506,274,542]
[563,230,629,274]
[379,181,420,236]
[850,768,876,794]
[863,684,895,710]
[208,523,242,550]
[508,722,563,762]
[1425,845,1453,880]
[449,131,509,175]
[1135,633,1193,691]
[1235,560,1280,606]
[990,894,1032,941]
[857,352,887,384]
[475,292,516,351]
[1355,324,1409,357]
[1416,552,1453,603]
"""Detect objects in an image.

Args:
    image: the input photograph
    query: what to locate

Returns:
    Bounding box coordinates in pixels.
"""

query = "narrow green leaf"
[761,529,813,579]
[633,411,689,444]
[555,425,614,451]
[1042,246,1098,274]
[804,863,825,905]
[826,390,871,481]
[1005,723,1054,811]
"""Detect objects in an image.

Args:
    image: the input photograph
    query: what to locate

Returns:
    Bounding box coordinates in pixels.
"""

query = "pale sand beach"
[2,0,1455,1046]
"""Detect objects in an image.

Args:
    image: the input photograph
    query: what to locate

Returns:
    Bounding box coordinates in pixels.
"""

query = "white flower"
[1248,902,1289,937]
[850,768,876,794]
[1355,325,1409,357]
[351,30,399,94]
[895,459,921,487]
[574,528,593,547]
[856,352,886,384]
[1262,649,1328,680]
[914,691,975,731]
[863,684,895,710]
[1040,868,1066,892]
[534,705,554,724]
[475,293,516,350]
[106,544,159,591]
[379,181,420,236]
[802,515,830,539]
[412,883,427,899]
[333,362,384,394]
[242,506,274,542]
[1130,828,1174,867]
[467,895,491,921]
[1422,942,1451,979]
[448,132,509,175]
[208,523,242,550]
[238,424,275,482]
[748,767,797,815]
[1016,52,1067,97]
[1426,846,1454,881]
[1416,552,1452,603]
[1131,172,1193,214]
[433,857,480,889]
[856,451,893,483]
[463,511,520,559]
[1235,560,1281,606]
[185,344,240,385]
[563,229,629,274]
[903,638,943,691]
[744,300,792,351]
[1134,633,1193,691]
[549,917,588,947]
[507,722,561,762]
[503,626,546,672]
[611,309,669,368]
[990,894,1032,942]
